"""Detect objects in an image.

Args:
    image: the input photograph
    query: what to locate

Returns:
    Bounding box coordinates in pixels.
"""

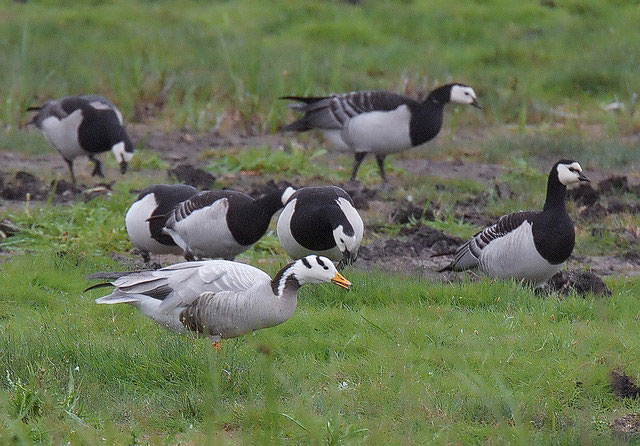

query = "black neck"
[424,85,451,107]
[543,173,567,212]
[227,189,285,245]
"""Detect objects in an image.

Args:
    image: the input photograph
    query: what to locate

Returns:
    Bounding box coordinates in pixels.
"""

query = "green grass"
[1,252,640,444]
[0,162,638,444]
[2,0,640,137]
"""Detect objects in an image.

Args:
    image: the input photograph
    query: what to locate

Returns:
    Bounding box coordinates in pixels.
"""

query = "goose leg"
[140,250,151,264]
[375,154,388,183]
[350,152,367,182]
[89,156,104,178]
[64,158,77,185]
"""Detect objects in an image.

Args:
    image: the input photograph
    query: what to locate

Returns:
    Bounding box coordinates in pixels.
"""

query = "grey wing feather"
[442,211,536,272]
[282,90,411,131]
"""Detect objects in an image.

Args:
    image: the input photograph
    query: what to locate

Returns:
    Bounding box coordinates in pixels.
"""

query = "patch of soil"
[493,181,514,200]
[247,180,294,199]
[548,270,611,296]
[607,198,640,214]
[1,171,45,200]
[391,200,436,224]
[599,176,630,195]
[611,413,640,437]
[168,164,216,190]
[357,224,463,277]
[339,182,378,210]
[454,210,494,227]
[396,159,503,186]
[579,203,608,221]
[610,370,640,399]
[568,183,599,206]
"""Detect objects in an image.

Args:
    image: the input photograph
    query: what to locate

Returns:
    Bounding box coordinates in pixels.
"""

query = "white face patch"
[557,162,583,187]
[112,142,134,163]
[449,85,477,105]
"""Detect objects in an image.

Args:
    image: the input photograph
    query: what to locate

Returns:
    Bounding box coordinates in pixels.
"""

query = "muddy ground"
[1,125,639,283]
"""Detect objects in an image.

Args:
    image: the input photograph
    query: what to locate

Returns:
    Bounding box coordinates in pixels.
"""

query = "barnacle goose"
[27,95,134,184]
[281,83,480,182]
[440,160,590,286]
[277,186,364,265]
[85,255,351,349]
[162,186,296,260]
[125,184,198,263]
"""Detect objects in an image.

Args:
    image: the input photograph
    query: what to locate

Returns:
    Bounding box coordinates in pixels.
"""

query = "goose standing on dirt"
[440,160,590,286]
[27,95,135,185]
[85,255,351,348]
[281,83,481,182]
[125,184,198,263]
[162,186,296,260]
[277,186,364,265]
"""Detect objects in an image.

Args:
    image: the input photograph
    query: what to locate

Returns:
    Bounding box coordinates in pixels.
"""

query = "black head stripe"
[301,257,312,269]
[316,256,329,270]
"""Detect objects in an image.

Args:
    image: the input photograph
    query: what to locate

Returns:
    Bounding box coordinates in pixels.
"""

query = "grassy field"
[2,0,640,444]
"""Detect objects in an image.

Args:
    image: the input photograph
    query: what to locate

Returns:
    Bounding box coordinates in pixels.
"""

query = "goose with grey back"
[85,255,351,348]
[277,186,364,265]
[440,160,590,286]
[162,186,296,260]
[27,95,135,184]
[281,83,480,183]
[125,184,198,263]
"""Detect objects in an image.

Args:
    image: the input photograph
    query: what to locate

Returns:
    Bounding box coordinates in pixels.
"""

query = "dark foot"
[90,157,104,178]
[350,152,367,182]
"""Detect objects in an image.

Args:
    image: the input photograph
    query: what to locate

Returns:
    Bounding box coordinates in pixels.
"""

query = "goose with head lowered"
[125,184,198,263]
[85,255,351,349]
[161,186,296,261]
[440,160,590,286]
[281,83,480,183]
[277,186,364,266]
[27,95,135,185]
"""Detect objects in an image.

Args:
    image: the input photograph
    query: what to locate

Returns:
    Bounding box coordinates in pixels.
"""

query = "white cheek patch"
[557,164,580,186]
[112,142,134,163]
[450,85,476,105]
[333,226,346,251]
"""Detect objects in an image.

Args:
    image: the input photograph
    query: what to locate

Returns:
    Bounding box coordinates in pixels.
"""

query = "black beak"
[342,250,357,266]
[471,99,482,109]
[578,172,590,182]
[120,161,128,174]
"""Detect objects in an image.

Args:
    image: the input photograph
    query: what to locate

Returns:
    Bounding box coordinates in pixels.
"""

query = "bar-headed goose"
[440,160,590,286]
[85,255,351,348]
[27,95,134,184]
[281,83,480,183]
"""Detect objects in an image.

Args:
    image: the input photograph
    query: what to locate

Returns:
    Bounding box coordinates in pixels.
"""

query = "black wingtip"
[438,265,453,273]
[83,282,114,293]
[26,106,42,112]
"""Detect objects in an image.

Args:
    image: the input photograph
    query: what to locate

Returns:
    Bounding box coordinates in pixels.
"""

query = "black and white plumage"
[162,186,296,260]
[125,184,198,263]
[277,186,364,265]
[281,83,481,182]
[441,160,590,286]
[85,255,351,345]
[27,95,134,184]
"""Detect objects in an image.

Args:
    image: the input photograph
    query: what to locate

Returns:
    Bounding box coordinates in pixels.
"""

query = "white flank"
[41,110,85,160]
[165,199,246,259]
[479,221,562,286]
[321,130,351,152]
[341,105,412,153]
[125,194,183,255]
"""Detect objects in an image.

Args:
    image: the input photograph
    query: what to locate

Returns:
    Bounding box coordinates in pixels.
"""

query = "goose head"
[449,84,481,109]
[555,160,590,189]
[333,225,360,266]
[292,255,352,290]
